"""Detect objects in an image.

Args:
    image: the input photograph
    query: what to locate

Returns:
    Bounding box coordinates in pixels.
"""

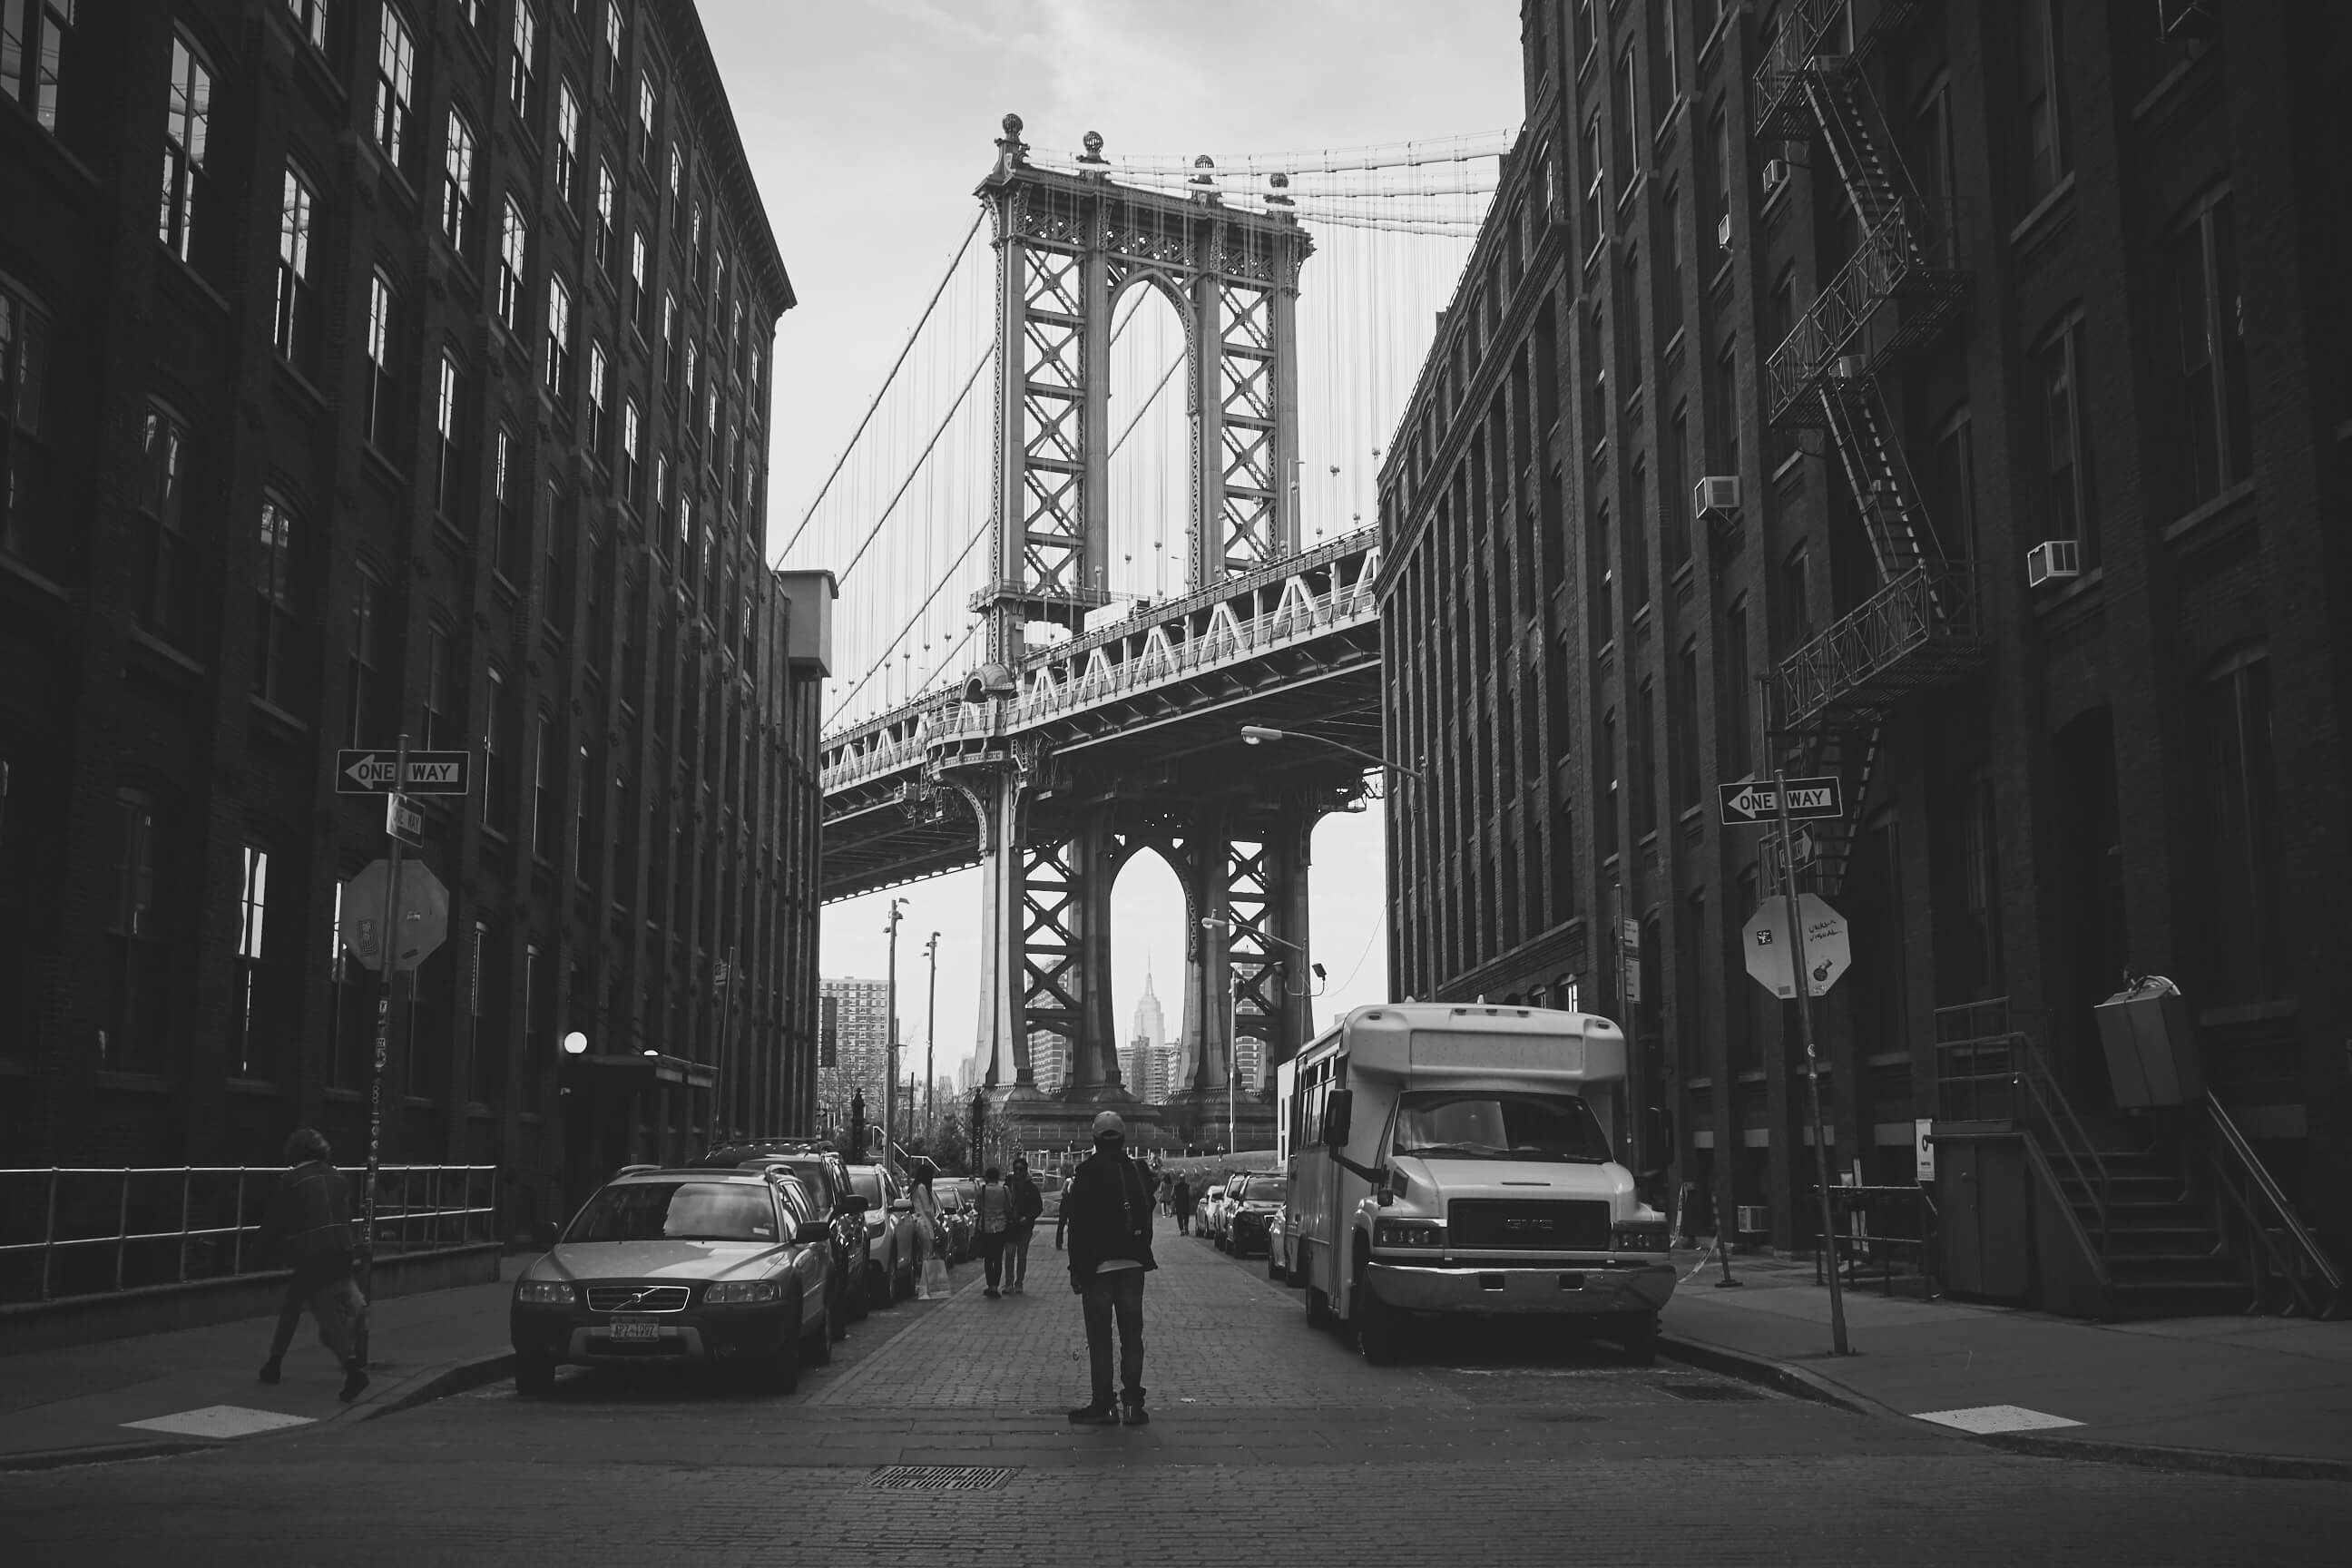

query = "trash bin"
[2093,977,2202,1108]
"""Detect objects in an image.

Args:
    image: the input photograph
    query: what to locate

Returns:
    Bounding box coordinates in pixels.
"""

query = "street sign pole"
[357,731,410,1371]
[1773,764,1849,1356]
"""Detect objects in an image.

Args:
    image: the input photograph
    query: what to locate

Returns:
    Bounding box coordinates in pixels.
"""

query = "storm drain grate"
[1657,1382,1767,1403]
[867,1465,1015,1493]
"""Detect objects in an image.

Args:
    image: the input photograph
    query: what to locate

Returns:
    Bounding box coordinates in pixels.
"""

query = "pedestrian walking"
[909,1166,949,1299]
[1060,1111,1157,1426]
[1157,1171,1173,1218]
[1171,1175,1195,1236]
[1006,1157,1045,1295]
[255,1129,370,1403]
[974,1165,1014,1297]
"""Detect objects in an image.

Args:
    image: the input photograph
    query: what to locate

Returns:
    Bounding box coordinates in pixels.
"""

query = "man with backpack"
[256,1129,369,1402]
[1059,1111,1157,1426]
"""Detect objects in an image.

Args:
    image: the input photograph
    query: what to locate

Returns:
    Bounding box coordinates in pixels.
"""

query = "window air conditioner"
[1832,353,1866,381]
[1693,475,1741,520]
[2026,539,2081,586]
[1736,1205,1769,1236]
[1717,211,1733,252]
[1763,158,1790,194]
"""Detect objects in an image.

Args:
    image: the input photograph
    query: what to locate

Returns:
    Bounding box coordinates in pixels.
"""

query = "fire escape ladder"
[1802,60,1933,256]
[1820,380,1947,591]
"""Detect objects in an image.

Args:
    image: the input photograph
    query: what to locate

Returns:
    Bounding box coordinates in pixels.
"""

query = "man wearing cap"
[1059,1110,1157,1426]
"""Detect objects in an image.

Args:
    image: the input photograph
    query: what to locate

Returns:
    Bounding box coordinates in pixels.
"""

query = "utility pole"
[1773,761,1849,1356]
[923,931,940,1144]
[883,898,906,1169]
[356,731,410,1373]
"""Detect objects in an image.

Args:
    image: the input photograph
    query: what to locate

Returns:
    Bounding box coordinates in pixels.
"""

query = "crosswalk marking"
[121,1405,319,1439]
[1911,1405,2082,1435]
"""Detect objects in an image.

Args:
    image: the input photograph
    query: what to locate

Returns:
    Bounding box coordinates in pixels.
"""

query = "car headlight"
[1373,1220,1445,1250]
[1612,1223,1671,1253]
[703,1279,784,1305]
[515,1280,575,1306]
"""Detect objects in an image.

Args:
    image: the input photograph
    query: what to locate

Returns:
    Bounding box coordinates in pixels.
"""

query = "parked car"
[690,1143,875,1325]
[935,1183,975,1263]
[1198,1183,1228,1244]
[1224,1171,1284,1259]
[509,1166,837,1396]
[842,1163,920,1305]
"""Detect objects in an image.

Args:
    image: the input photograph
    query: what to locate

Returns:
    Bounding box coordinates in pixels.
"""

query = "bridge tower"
[954,116,1320,1149]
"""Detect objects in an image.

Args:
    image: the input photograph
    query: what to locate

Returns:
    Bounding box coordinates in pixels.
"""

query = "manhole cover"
[868,1465,1015,1493]
[1657,1382,1766,1403]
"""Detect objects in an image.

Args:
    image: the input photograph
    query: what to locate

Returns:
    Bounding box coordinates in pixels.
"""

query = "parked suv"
[1224,1171,1284,1259]
[842,1163,919,1306]
[510,1167,837,1395]
[692,1143,874,1325]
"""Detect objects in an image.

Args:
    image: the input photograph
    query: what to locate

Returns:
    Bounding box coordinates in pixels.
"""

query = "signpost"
[1718,775,1842,826]
[1740,893,1851,999]
[1769,766,1850,1357]
[385,792,423,848]
[336,749,472,795]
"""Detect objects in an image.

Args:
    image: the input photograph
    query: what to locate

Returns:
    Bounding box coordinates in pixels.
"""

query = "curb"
[348,1349,516,1424]
[1657,1331,2352,1485]
[0,1438,215,1473]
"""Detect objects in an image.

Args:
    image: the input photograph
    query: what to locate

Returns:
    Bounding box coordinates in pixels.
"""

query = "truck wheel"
[1355,1283,1403,1366]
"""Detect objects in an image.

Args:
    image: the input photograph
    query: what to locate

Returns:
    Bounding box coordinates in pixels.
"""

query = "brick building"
[815,975,889,1133]
[1378,1,2351,1277]
[0,0,829,1235]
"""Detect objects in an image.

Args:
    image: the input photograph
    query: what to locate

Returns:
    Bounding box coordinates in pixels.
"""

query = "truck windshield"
[1392,1091,1613,1164]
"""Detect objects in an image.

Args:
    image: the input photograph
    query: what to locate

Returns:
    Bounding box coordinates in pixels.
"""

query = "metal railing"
[2015,1038,2112,1255]
[1815,1183,1940,1298]
[1776,563,1981,732]
[0,1164,497,1307]
[1763,205,1958,425]
[2202,1095,2345,1319]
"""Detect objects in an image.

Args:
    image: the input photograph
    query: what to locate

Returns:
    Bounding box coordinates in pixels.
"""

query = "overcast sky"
[701,0,1526,1087]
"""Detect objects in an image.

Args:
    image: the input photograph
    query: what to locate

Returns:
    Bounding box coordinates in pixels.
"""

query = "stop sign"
[341,859,450,974]
[1741,893,1850,1000]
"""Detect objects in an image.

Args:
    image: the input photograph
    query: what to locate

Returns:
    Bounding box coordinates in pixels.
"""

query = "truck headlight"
[1612,1223,1671,1253]
[703,1279,784,1305]
[1373,1220,1445,1250]
[515,1280,575,1306]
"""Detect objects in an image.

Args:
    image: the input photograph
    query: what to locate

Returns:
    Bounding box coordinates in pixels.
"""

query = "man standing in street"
[1059,1111,1156,1426]
[1006,1157,1044,1295]
[256,1129,370,1402]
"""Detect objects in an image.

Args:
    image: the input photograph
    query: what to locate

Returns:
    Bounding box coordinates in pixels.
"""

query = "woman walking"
[1171,1176,1195,1237]
[909,1166,946,1299]
[975,1166,1014,1298]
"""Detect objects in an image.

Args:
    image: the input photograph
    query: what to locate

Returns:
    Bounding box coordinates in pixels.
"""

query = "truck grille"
[584,1284,691,1313]
[1446,1199,1611,1251]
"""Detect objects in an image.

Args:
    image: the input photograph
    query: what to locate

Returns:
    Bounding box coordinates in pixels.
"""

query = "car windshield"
[564,1181,779,1243]
[776,1161,834,1209]
[845,1169,886,1206]
[1392,1091,1614,1164]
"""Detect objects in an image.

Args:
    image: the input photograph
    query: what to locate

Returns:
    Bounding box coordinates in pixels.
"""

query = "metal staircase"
[1757,8,1981,849]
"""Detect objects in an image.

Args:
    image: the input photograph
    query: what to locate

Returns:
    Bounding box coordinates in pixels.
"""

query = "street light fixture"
[1239,725,1422,795]
[562,1031,589,1057]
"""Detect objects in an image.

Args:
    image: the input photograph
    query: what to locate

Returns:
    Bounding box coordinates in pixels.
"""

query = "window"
[373,6,415,167]
[653,450,670,537]
[1633,679,1658,839]
[1659,185,1685,344]
[0,282,53,568]
[622,398,642,506]
[545,273,572,397]
[1721,598,1751,779]
[1581,305,1604,445]
[2016,0,2069,205]
[1598,709,1620,862]
[544,479,572,631]
[1656,0,1681,121]
[1955,767,2004,997]
[669,144,686,239]
[159,34,211,262]
[136,406,193,644]
[2040,311,2095,566]
[422,622,458,750]
[364,271,397,448]
[1589,498,1612,638]
[1778,545,1811,656]
[105,792,168,1071]
[442,108,477,251]
[279,1,324,50]
[1710,338,1739,476]
[691,198,703,260]
[346,561,387,747]
[1612,46,1639,192]
[684,339,700,419]
[637,68,658,161]
[554,80,580,204]
[5,0,75,130]
[593,161,616,274]
[497,199,529,333]
[492,426,523,582]
[662,291,680,396]
[1708,104,1730,256]
[2193,647,2284,1003]
[435,353,466,518]
[2165,190,2250,513]
[484,666,514,832]
[604,0,625,90]
[254,495,298,707]
[523,945,548,1111]
[1573,0,1594,67]
[1923,408,1976,568]
[585,340,608,455]
[1673,640,1701,809]
[532,717,560,861]
[509,1,537,122]
[1664,404,1690,572]
[630,230,650,337]
[1914,78,1957,266]
[1581,113,1603,251]
[730,300,745,378]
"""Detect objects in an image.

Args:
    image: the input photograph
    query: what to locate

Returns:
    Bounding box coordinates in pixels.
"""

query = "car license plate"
[608,1318,662,1341]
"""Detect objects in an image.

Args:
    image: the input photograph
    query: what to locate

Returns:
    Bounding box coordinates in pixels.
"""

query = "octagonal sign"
[340,859,450,974]
[1741,893,1850,1000]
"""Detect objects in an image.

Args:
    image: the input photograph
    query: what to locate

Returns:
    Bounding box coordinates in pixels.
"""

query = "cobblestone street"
[5,1234,2347,1566]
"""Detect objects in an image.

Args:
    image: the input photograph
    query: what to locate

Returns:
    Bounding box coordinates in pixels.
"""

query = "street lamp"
[562,1031,589,1057]
[1200,916,1326,1152]
[1240,726,1422,799]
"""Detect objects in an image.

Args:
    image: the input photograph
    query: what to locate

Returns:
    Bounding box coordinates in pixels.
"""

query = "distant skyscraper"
[1233,1034,1268,1095]
[1132,970,1169,1052]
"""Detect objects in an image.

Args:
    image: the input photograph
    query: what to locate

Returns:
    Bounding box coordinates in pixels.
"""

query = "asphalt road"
[5,1232,2342,1567]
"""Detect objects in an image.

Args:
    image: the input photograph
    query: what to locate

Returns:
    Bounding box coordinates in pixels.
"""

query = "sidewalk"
[1660,1243,2352,1480]
[0,1257,527,1469]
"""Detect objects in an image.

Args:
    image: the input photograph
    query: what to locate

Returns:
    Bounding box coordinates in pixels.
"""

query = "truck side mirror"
[1323,1089,1354,1152]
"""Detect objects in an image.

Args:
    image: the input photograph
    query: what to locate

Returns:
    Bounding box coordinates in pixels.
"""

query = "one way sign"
[337,750,472,796]
[1719,775,1843,826]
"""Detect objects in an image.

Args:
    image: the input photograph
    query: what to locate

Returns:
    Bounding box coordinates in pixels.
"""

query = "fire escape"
[1752,1,1980,899]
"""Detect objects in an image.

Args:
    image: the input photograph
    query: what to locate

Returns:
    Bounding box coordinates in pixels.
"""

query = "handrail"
[2204,1093,2344,1318]
[2014,1035,2112,1255]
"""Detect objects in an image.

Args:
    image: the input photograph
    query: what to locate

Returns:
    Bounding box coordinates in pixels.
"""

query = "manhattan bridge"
[779,116,1509,1146]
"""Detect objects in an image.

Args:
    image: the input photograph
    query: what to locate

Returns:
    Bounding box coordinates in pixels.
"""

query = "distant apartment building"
[817,977,890,1125]
[1028,1028,1071,1094]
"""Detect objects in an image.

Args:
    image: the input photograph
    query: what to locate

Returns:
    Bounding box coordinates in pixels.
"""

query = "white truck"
[1279,1003,1675,1363]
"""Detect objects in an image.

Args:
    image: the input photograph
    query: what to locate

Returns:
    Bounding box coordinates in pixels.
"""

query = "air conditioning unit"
[2026,539,2081,586]
[1762,157,1790,195]
[1717,211,1733,252]
[1693,475,1741,521]
[1832,353,1867,382]
[1736,1205,1770,1236]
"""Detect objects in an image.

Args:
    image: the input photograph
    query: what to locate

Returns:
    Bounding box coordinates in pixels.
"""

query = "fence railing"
[2203,1095,2344,1319]
[0,1164,497,1307]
